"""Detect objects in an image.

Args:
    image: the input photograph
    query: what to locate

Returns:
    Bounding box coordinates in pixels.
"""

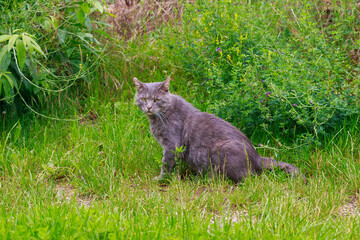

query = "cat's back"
[173,94,254,149]
[187,111,247,141]
[182,107,261,172]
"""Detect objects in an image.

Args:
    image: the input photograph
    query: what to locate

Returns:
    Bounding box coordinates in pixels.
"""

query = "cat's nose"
[147,106,152,110]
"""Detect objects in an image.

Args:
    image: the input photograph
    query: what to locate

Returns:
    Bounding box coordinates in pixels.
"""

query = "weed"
[174,0,360,143]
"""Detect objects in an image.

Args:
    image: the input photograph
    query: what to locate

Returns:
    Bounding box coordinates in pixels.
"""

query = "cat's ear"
[159,76,171,92]
[133,77,144,91]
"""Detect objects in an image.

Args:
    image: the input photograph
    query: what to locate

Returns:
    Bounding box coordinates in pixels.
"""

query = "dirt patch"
[79,111,98,125]
[55,182,93,207]
[206,207,255,233]
[210,208,250,225]
[338,196,360,217]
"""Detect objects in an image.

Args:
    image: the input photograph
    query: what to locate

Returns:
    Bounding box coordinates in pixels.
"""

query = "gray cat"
[133,77,302,182]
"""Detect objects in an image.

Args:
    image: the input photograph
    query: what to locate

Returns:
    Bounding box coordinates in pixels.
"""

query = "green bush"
[177,0,360,142]
[0,0,109,110]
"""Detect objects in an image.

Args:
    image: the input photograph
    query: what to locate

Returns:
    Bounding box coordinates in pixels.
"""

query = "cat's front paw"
[154,173,168,182]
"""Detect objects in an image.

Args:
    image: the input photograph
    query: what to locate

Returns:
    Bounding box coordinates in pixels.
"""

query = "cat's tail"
[261,157,307,183]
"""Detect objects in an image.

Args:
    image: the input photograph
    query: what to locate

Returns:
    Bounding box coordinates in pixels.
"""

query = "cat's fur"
[133,77,301,182]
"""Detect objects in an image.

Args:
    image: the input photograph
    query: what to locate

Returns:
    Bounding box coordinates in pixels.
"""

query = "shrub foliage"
[0,0,108,110]
[177,0,360,142]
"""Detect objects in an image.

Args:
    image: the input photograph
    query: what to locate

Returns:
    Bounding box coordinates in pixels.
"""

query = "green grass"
[1,0,360,239]
[0,101,359,239]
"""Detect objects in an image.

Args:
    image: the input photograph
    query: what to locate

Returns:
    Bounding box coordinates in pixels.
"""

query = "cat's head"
[133,77,172,116]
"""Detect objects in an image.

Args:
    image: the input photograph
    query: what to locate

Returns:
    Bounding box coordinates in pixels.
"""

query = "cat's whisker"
[158,112,169,122]
[155,112,166,126]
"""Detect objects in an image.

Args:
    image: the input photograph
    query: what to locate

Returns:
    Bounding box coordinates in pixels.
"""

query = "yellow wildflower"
[227,54,233,63]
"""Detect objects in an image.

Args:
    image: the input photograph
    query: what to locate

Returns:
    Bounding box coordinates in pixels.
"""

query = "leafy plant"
[172,145,187,178]
[175,0,360,143]
[0,0,109,113]
[0,32,45,101]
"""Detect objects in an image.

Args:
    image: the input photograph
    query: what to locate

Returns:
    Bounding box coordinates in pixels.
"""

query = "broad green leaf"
[50,16,58,29]
[76,9,85,25]
[22,34,31,48]
[81,3,90,14]
[12,121,22,143]
[2,76,13,98]
[7,34,20,51]
[58,30,67,45]
[66,47,75,58]
[84,33,93,39]
[93,1,103,13]
[44,20,52,32]
[22,35,45,57]
[22,35,32,52]
[88,0,103,13]
[0,45,8,64]
[0,35,11,43]
[0,52,11,71]
[95,29,111,39]
[9,73,18,90]
[3,72,14,88]
[28,37,46,57]
[16,39,26,70]
[0,75,2,96]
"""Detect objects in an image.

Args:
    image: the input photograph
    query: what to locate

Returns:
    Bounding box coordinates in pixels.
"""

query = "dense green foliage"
[0,0,107,112]
[0,0,359,239]
[176,0,360,142]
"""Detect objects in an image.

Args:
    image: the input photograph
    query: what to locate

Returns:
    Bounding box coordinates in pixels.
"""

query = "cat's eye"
[154,99,160,102]
[141,98,146,102]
